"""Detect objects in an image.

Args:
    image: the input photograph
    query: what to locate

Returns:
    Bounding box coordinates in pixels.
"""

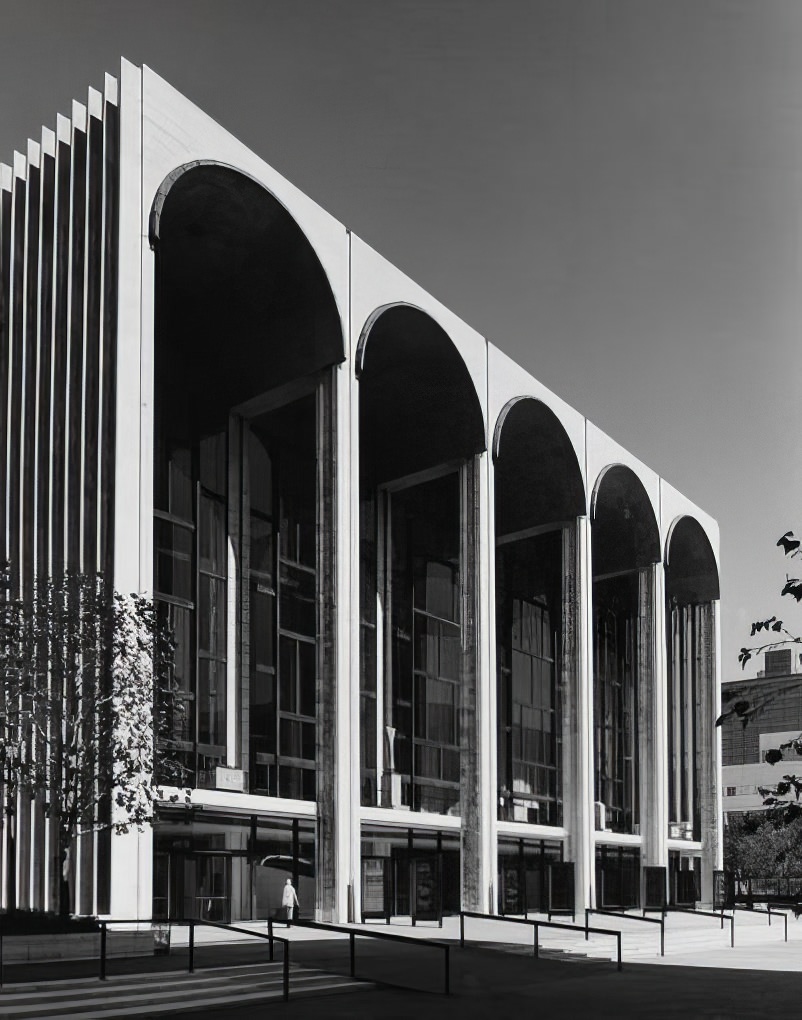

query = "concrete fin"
[87,86,103,120]
[26,139,40,168]
[71,99,87,133]
[41,126,56,158]
[104,72,119,106]
[56,113,71,145]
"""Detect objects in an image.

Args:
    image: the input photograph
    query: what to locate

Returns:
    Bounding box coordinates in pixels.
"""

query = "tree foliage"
[724,811,802,878]
[0,565,182,911]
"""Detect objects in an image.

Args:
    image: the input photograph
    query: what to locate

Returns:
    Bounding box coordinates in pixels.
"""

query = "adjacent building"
[0,60,722,923]
[721,648,802,819]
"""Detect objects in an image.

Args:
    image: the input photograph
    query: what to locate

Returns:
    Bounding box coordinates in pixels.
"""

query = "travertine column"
[639,564,668,870]
[698,601,720,905]
[460,453,492,910]
[346,320,362,924]
[478,449,495,913]
[575,515,595,912]
[316,368,339,920]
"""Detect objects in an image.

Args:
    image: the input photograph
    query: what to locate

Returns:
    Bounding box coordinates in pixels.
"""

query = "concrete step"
[0,962,372,1019]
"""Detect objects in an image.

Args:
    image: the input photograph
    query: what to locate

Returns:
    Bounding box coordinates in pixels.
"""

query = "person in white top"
[281,878,299,925]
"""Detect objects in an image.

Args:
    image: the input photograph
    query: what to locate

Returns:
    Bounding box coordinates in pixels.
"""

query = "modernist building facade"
[1,60,722,923]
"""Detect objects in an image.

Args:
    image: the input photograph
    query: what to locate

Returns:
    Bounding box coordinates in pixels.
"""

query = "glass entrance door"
[182,854,232,923]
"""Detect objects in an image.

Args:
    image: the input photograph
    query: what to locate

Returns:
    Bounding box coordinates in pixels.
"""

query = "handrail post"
[584,908,589,940]
[283,941,290,1002]
[768,907,772,927]
[99,922,107,981]
[660,917,664,957]
[189,921,195,973]
[268,917,274,961]
[444,945,450,995]
[730,914,734,948]
[617,932,622,972]
[459,912,464,948]
[349,932,355,978]
[784,912,788,943]
[534,922,539,959]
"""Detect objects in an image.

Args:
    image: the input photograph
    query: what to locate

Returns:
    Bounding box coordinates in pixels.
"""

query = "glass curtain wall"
[359,472,463,815]
[361,826,461,916]
[154,391,318,799]
[154,427,228,788]
[245,396,317,802]
[595,844,640,909]
[154,810,315,922]
[667,603,702,841]
[497,837,563,915]
[593,574,639,835]
[496,532,562,826]
[389,474,461,815]
[359,492,378,805]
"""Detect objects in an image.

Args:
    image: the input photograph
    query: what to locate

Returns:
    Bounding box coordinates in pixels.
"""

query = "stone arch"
[150,160,344,427]
[665,516,720,605]
[591,464,660,576]
[358,303,485,485]
[493,396,586,534]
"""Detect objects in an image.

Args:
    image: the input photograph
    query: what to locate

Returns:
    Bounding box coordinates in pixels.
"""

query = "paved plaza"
[4,911,802,1018]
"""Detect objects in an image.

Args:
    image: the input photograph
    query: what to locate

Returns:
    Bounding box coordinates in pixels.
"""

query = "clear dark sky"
[2,0,801,674]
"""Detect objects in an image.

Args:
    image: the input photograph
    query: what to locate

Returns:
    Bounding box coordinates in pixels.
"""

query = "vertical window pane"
[200,432,226,496]
[198,575,226,657]
[298,641,316,718]
[280,637,297,714]
[248,432,273,515]
[250,586,275,670]
[198,659,226,746]
[250,517,274,581]
[168,445,193,520]
[199,495,226,575]
[154,519,193,600]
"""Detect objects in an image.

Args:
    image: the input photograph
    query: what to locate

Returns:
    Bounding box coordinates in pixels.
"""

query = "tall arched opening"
[150,163,344,922]
[591,465,659,908]
[357,304,485,916]
[665,516,719,904]
[493,397,585,915]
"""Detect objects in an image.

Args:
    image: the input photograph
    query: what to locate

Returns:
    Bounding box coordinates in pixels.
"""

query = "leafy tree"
[0,566,183,914]
[724,812,802,878]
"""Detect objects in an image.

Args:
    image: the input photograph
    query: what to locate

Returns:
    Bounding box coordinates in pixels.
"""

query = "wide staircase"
[455,907,801,968]
[515,908,797,965]
[0,961,371,1018]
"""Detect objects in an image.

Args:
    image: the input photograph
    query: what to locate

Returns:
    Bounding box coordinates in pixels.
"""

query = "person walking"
[282,877,299,925]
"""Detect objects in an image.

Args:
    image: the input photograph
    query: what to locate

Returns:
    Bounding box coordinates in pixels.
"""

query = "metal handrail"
[290,918,451,994]
[667,906,735,948]
[585,907,664,956]
[733,905,788,943]
[94,917,291,1002]
[459,910,622,972]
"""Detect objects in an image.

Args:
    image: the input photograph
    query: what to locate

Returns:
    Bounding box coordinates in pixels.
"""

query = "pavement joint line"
[12,983,373,1020]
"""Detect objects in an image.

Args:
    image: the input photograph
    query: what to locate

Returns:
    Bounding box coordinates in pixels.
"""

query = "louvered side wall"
[0,74,120,915]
